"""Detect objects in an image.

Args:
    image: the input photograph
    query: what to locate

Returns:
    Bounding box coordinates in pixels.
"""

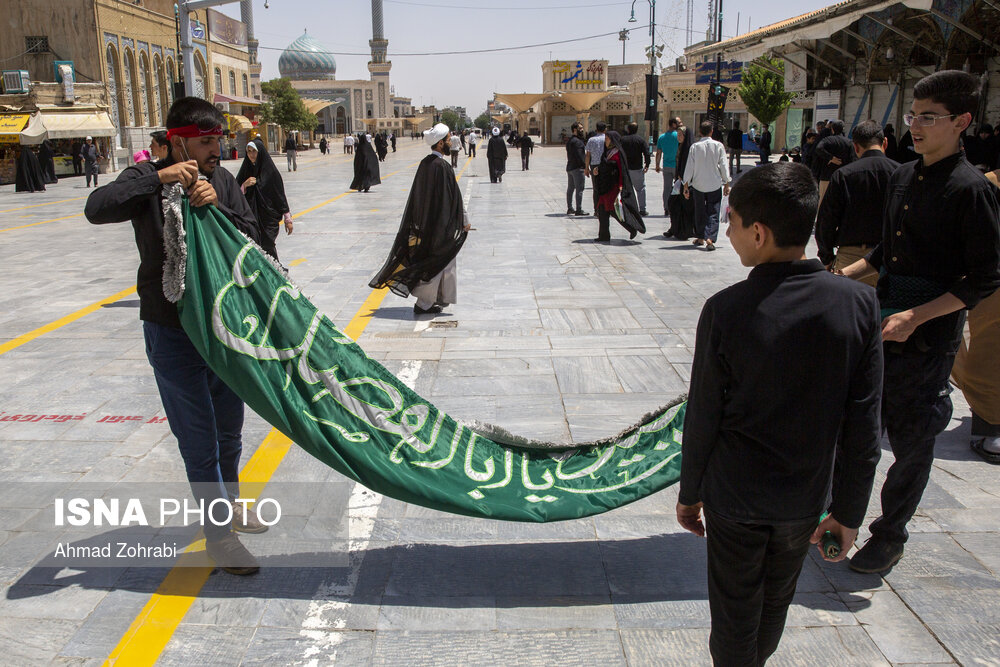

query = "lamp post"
[629,0,660,147]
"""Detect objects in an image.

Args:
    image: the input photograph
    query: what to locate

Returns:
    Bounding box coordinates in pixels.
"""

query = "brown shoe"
[692,238,705,246]
[205,533,260,575]
[232,502,269,534]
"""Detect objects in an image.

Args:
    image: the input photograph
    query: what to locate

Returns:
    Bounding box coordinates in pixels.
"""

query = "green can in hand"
[821,531,841,559]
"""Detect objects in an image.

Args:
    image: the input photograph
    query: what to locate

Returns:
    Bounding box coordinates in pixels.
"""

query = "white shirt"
[344,135,355,146]
[585,133,605,165]
[682,137,731,192]
[449,134,462,151]
[468,134,478,146]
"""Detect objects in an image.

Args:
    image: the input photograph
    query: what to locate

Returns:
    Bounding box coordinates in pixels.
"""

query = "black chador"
[15,147,46,192]
[368,152,468,297]
[350,135,381,192]
[236,138,290,260]
[374,133,388,161]
[38,139,58,184]
[486,132,507,183]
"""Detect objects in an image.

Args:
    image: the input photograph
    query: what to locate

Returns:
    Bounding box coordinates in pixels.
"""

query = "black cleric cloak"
[368,153,467,297]
[236,138,289,259]
[486,134,507,183]
[350,134,381,191]
[15,147,46,192]
[38,140,58,184]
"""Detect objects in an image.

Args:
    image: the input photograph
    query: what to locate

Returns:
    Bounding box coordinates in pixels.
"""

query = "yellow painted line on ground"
[0,196,88,214]
[288,257,307,267]
[0,212,83,233]
[0,285,138,357]
[102,290,387,666]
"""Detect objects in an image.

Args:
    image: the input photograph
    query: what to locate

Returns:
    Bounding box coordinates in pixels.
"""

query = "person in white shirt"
[467,130,478,158]
[449,131,462,168]
[344,134,355,154]
[682,120,732,251]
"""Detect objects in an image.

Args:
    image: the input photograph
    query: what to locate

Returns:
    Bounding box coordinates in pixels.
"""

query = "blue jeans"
[143,321,244,539]
[692,187,722,242]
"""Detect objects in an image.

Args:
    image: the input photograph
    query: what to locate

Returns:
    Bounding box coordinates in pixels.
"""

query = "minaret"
[368,0,391,117]
[241,0,262,98]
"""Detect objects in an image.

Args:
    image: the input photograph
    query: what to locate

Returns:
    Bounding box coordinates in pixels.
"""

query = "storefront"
[0,109,116,184]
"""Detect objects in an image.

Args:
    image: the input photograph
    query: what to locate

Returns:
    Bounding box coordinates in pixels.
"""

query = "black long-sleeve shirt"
[84,157,260,328]
[619,132,650,170]
[814,133,855,180]
[815,149,900,265]
[867,153,1000,319]
[565,135,585,171]
[679,260,883,528]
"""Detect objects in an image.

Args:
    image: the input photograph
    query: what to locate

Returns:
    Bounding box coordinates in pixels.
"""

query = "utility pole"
[178,0,243,97]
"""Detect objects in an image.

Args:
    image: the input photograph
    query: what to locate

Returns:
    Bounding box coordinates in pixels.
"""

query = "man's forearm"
[840,258,877,281]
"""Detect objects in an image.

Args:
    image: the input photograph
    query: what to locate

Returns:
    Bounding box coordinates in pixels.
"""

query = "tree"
[474,113,491,130]
[259,78,318,133]
[440,109,461,130]
[737,57,796,129]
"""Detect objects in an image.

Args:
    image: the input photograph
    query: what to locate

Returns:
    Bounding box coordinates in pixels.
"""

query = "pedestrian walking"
[519,131,533,170]
[319,136,327,155]
[682,121,732,251]
[593,131,645,243]
[284,132,297,171]
[460,130,467,155]
[84,96,267,576]
[344,133,355,154]
[71,140,83,176]
[585,122,607,214]
[726,122,743,173]
[620,122,651,216]
[79,136,101,187]
[374,133,388,162]
[666,123,696,239]
[655,118,680,217]
[15,147,46,192]
[369,123,470,316]
[678,161,882,667]
[449,131,462,168]
[350,133,381,192]
[838,70,1000,574]
[486,127,507,183]
[814,120,854,203]
[467,130,478,158]
[390,132,396,152]
[237,138,294,261]
[758,125,772,164]
[565,121,588,216]
[815,120,899,287]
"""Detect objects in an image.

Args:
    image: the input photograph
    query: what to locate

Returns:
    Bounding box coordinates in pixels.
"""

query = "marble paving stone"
[921,623,1000,666]
[619,628,713,666]
[495,595,617,630]
[376,596,496,630]
[0,616,82,665]
[155,624,256,667]
[613,598,712,629]
[767,626,888,665]
[608,354,687,394]
[260,596,381,631]
[843,590,952,664]
[551,357,622,394]
[882,533,1000,590]
[895,588,1000,624]
[240,627,375,666]
[952,532,1000,574]
[0,583,108,620]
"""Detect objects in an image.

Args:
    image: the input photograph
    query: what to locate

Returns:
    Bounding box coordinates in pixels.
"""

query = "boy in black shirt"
[677,162,883,665]
[840,70,1000,574]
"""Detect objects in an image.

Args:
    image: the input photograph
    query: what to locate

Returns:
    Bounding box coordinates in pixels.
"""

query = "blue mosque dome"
[278,30,336,80]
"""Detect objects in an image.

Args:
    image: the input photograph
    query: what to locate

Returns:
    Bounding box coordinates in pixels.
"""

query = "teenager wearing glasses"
[838,70,1000,574]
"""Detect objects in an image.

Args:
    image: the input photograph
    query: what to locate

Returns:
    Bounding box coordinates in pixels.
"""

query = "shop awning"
[493,93,552,113]
[213,93,261,107]
[227,114,253,131]
[556,92,613,112]
[0,114,31,143]
[301,98,339,115]
[39,111,116,139]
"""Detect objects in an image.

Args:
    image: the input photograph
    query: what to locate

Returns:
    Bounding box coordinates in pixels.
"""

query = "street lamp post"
[629,0,660,149]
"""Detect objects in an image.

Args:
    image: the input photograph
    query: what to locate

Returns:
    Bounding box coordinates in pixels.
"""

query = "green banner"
[164,187,685,522]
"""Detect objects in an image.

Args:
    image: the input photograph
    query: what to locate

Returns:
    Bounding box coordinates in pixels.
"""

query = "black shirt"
[814,133,854,180]
[565,135,585,171]
[867,153,1000,322]
[284,136,296,152]
[679,260,883,528]
[815,149,900,265]
[726,129,742,150]
[84,158,261,328]
[619,133,650,170]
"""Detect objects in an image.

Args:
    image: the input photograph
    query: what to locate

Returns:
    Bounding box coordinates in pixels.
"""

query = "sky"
[217,0,834,116]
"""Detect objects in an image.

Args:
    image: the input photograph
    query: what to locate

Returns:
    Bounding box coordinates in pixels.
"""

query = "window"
[228,70,236,95]
[242,73,248,97]
[25,36,50,53]
[214,67,222,95]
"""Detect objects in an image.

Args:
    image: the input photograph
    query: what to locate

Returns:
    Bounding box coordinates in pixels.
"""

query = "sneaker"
[574,209,589,216]
[705,241,716,251]
[567,208,575,215]
[639,210,650,217]
[232,502,269,534]
[849,537,904,574]
[205,533,260,575]
[692,239,705,246]
[414,304,443,315]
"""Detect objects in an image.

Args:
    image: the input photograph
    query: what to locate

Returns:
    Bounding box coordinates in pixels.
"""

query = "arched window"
[138,50,151,125]
[193,53,206,99]
[152,54,165,125]
[165,58,176,106]
[242,73,249,97]
[214,67,223,96]
[228,70,236,95]
[106,43,122,141]
[122,49,136,126]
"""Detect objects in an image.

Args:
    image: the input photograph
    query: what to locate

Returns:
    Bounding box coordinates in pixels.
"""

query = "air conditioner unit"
[215,102,230,112]
[1,70,31,94]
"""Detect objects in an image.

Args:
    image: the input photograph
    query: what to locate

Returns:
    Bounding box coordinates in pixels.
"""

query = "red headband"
[166,124,224,139]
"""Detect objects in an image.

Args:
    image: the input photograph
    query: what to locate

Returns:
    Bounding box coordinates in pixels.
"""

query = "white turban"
[491,127,500,136]
[424,123,449,147]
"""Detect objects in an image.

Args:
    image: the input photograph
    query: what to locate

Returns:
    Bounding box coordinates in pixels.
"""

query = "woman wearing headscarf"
[374,132,388,161]
[350,133,381,192]
[666,124,696,240]
[38,139,58,184]
[237,138,293,260]
[486,127,507,183]
[594,130,645,243]
[15,147,46,192]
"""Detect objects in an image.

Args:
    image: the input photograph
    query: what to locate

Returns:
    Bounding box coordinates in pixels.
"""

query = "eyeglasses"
[903,113,958,127]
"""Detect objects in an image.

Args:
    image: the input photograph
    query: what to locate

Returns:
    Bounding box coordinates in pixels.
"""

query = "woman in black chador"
[350,134,381,192]
[236,138,293,260]
[666,124,696,240]
[38,139,58,184]
[15,147,46,192]
[593,130,645,242]
[374,132,388,161]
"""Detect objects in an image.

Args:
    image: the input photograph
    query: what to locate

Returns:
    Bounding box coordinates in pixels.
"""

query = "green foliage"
[259,78,318,133]
[474,113,491,130]
[737,58,796,128]
[439,110,461,131]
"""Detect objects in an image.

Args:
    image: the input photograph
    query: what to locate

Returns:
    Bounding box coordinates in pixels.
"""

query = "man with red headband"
[85,97,265,576]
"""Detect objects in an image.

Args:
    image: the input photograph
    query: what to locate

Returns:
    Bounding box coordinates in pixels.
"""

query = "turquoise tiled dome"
[278,30,336,80]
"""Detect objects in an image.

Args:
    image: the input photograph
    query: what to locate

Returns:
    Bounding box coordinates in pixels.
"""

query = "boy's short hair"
[851,120,884,148]
[699,120,714,136]
[149,130,169,147]
[913,70,980,116]
[729,162,818,248]
[595,121,607,132]
[829,119,845,134]
[166,96,226,130]
[627,121,639,134]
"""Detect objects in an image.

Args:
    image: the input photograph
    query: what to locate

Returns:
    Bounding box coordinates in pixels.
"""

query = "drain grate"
[428,320,458,328]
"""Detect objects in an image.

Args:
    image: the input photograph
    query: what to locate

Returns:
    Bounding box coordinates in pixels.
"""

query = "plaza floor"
[0,140,998,666]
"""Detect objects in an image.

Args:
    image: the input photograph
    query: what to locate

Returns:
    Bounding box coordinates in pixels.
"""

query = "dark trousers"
[469,144,476,157]
[869,343,957,544]
[567,168,585,211]
[521,151,530,170]
[451,150,460,168]
[73,158,82,176]
[590,170,600,212]
[706,510,815,667]
[692,187,722,242]
[729,148,742,172]
[596,207,611,241]
[84,163,98,187]
[143,321,244,540]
